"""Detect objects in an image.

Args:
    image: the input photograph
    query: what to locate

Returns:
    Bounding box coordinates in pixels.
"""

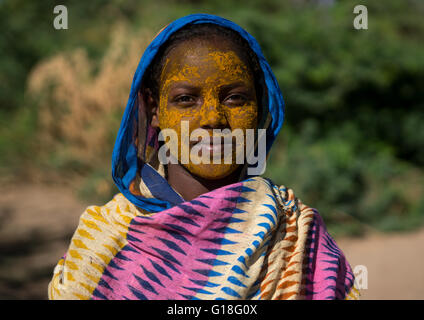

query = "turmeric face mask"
[155,40,258,180]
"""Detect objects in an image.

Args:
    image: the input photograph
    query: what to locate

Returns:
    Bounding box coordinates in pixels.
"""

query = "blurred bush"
[1,0,423,235]
[26,24,153,200]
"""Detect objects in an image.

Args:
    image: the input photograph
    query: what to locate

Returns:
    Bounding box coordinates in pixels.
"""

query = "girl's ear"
[140,88,160,128]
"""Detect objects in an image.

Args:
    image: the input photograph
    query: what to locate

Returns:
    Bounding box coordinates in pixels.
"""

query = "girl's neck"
[166,163,242,201]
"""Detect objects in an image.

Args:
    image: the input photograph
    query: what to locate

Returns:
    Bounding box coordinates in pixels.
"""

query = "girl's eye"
[174,95,196,105]
[225,94,247,105]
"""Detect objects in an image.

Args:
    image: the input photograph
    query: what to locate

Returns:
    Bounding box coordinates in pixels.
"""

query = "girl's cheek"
[225,104,258,130]
[159,102,258,133]
[159,106,199,131]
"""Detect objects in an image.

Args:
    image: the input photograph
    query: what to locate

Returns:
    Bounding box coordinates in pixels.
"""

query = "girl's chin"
[184,163,241,180]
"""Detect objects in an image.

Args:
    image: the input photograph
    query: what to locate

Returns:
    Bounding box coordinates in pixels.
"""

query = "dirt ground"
[0,183,422,300]
[336,228,424,300]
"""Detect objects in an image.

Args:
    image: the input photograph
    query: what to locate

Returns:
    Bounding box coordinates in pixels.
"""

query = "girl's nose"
[199,97,228,130]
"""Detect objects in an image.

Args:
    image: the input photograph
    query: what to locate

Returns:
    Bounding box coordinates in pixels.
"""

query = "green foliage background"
[1,0,423,236]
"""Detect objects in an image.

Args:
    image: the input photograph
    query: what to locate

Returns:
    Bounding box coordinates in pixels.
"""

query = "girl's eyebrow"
[219,81,252,91]
[166,81,252,94]
[218,82,255,101]
[168,82,199,91]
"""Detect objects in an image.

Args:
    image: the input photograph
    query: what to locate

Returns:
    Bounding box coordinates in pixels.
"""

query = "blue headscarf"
[111,14,285,213]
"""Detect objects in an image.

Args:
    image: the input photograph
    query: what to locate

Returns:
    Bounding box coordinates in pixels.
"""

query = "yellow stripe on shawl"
[48,194,138,300]
[345,285,361,300]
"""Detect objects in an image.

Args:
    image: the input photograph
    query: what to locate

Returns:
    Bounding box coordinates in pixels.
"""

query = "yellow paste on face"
[155,41,258,179]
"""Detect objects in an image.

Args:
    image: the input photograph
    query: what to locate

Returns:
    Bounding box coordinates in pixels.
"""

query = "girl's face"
[152,39,258,180]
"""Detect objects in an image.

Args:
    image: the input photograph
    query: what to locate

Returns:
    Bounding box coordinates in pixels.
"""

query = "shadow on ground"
[0,184,87,299]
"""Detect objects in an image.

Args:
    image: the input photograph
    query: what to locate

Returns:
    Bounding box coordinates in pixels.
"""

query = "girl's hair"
[142,23,266,117]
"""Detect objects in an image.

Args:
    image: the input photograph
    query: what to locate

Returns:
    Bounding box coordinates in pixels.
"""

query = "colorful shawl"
[48,14,359,300]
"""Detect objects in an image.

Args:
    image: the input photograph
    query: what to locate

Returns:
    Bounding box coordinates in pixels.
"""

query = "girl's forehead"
[160,41,252,82]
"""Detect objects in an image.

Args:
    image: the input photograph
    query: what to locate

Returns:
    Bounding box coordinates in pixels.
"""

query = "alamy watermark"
[353,5,368,30]
[53,5,68,30]
[157,121,267,176]
[353,264,368,290]
[53,5,368,31]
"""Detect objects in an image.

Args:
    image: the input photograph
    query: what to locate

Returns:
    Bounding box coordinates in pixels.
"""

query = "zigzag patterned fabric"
[48,176,359,300]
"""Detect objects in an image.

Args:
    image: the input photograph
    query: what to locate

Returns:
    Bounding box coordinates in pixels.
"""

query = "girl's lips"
[198,142,230,153]
[191,136,236,155]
